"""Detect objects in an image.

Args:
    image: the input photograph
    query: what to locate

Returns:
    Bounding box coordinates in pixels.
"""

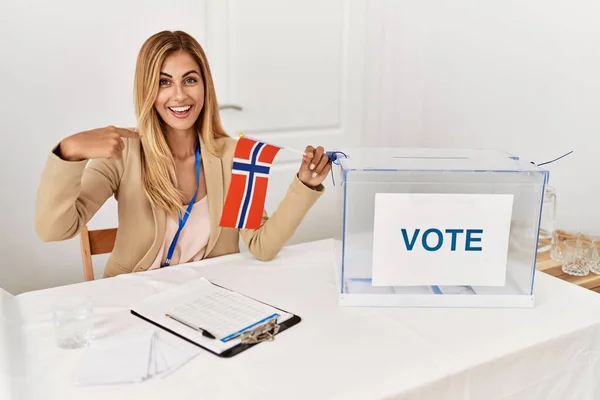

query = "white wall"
[2,0,599,294]
[363,0,600,234]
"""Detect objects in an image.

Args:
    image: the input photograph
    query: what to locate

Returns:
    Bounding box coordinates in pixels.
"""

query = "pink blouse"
[148,196,210,270]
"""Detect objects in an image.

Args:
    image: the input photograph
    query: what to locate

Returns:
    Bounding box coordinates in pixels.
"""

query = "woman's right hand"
[58,125,140,161]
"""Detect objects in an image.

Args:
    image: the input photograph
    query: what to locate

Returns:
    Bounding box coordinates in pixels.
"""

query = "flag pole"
[237,133,306,157]
[236,133,347,165]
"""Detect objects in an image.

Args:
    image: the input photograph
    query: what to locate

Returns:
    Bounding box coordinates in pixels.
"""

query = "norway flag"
[220,137,282,230]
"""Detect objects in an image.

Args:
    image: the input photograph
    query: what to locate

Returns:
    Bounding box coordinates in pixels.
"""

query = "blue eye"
[185,78,197,84]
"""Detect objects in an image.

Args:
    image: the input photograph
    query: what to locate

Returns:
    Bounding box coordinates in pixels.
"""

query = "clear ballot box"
[331,148,549,308]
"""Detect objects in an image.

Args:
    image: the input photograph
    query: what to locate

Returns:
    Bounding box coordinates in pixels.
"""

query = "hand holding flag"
[298,145,332,189]
[219,134,334,230]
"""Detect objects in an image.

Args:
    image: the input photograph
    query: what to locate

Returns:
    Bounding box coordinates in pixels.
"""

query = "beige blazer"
[35,136,324,278]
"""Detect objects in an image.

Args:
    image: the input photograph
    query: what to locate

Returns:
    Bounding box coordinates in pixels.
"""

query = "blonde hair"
[133,30,228,216]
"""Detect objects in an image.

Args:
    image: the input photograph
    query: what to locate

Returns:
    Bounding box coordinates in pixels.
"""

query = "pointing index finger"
[116,127,140,139]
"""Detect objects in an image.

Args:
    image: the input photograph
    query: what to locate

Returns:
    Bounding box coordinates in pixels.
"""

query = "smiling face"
[154,51,205,134]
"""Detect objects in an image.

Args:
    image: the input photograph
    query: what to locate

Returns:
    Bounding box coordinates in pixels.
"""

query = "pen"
[165,313,216,339]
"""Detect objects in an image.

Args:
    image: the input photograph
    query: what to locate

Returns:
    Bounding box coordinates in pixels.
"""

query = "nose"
[172,82,187,102]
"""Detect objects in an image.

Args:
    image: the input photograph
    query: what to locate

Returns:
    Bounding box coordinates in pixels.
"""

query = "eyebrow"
[182,70,200,78]
[159,70,200,79]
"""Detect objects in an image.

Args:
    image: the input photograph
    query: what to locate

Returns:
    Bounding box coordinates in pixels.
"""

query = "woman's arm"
[35,126,137,241]
[239,175,324,261]
[238,145,330,260]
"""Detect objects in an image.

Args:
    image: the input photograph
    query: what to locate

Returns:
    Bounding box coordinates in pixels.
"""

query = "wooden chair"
[79,226,117,281]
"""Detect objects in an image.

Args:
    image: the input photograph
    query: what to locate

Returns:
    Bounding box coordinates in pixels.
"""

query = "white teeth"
[169,106,191,112]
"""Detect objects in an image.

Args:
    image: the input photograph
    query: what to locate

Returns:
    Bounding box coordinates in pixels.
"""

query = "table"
[2,239,600,400]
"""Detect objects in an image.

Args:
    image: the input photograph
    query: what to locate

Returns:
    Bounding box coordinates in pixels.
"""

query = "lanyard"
[162,143,201,267]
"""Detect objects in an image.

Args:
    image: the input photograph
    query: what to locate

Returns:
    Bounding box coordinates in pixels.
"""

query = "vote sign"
[372,193,514,287]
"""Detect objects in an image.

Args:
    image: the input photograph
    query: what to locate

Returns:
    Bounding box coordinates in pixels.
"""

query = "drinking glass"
[551,229,578,262]
[588,235,600,275]
[561,239,592,277]
[53,295,93,349]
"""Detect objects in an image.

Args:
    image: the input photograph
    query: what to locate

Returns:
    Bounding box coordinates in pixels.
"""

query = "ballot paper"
[76,328,200,385]
[164,279,286,341]
[432,285,477,295]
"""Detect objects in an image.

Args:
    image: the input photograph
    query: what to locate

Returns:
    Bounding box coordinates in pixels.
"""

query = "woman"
[35,30,331,278]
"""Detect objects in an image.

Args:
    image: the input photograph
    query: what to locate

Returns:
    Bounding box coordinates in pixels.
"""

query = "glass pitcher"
[538,186,556,253]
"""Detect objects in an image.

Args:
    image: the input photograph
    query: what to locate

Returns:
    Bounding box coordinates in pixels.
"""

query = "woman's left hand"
[297,145,332,189]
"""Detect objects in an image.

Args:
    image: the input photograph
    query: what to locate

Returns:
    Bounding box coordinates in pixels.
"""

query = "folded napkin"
[77,328,200,385]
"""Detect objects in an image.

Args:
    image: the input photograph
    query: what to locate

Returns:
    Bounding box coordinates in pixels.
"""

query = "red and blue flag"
[220,137,282,230]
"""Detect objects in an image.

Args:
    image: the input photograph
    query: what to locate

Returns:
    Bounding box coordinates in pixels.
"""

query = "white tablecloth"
[1,239,600,400]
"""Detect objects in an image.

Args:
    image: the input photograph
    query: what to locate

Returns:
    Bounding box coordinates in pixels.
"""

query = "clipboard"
[130,278,302,358]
